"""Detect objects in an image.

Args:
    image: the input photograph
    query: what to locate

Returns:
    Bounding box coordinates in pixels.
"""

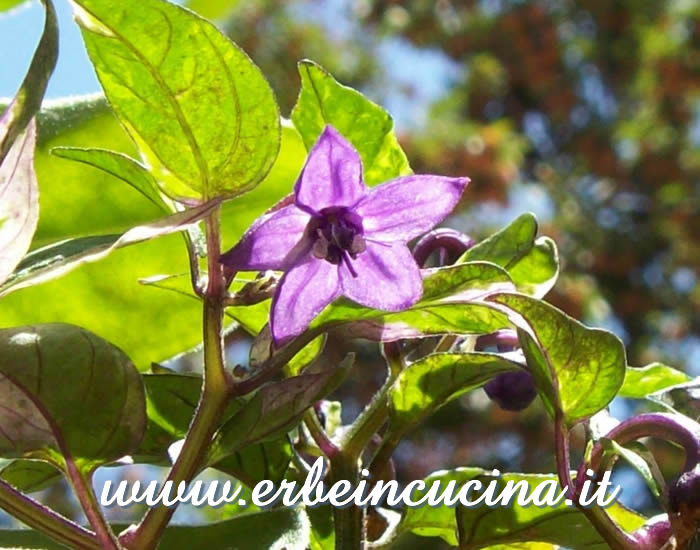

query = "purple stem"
[412,228,474,267]
[554,415,576,496]
[0,478,99,550]
[577,412,700,496]
[64,459,120,550]
[475,329,519,351]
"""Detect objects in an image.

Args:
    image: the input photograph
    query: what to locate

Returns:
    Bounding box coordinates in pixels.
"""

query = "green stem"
[342,343,403,460]
[65,459,120,550]
[579,507,636,550]
[124,207,231,550]
[0,479,100,550]
[368,434,400,482]
[304,409,340,459]
[332,455,364,550]
[342,385,390,461]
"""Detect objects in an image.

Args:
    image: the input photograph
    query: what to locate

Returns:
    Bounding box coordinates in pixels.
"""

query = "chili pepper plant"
[0,1,697,549]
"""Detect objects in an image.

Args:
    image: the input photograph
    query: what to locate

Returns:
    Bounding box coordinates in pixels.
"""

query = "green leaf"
[400,467,486,546]
[0,0,29,12]
[0,121,38,286]
[389,352,522,438]
[248,325,326,378]
[143,373,210,441]
[291,60,410,185]
[0,323,146,468]
[0,99,302,370]
[647,378,700,422]
[215,354,353,455]
[184,0,239,20]
[600,439,663,499]
[51,147,168,212]
[73,0,280,201]
[0,199,219,297]
[286,335,326,376]
[141,372,291,485]
[455,473,645,550]
[0,459,61,493]
[313,262,514,340]
[487,293,626,427]
[506,237,559,297]
[0,0,57,164]
[0,508,310,550]
[460,213,558,297]
[214,439,292,487]
[619,363,691,399]
[308,505,335,550]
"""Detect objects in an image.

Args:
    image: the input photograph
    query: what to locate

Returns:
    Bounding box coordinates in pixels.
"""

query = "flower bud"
[412,228,474,267]
[484,370,537,411]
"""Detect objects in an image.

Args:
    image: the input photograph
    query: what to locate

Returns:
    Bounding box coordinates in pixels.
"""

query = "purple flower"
[221,125,469,346]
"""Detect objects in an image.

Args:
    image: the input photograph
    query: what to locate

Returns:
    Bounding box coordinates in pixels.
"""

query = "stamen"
[342,251,358,277]
[310,207,366,268]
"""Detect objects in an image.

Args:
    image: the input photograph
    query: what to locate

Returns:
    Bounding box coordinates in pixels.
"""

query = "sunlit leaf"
[51,147,168,212]
[456,473,645,549]
[73,0,280,201]
[619,363,690,399]
[600,439,663,499]
[0,97,300,372]
[487,293,626,426]
[0,0,29,12]
[184,0,239,20]
[647,378,700,422]
[389,352,522,438]
[312,262,514,340]
[291,60,410,185]
[0,121,38,286]
[460,213,558,297]
[0,199,219,297]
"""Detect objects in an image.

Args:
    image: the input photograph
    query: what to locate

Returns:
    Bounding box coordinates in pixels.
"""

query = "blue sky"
[0,0,99,98]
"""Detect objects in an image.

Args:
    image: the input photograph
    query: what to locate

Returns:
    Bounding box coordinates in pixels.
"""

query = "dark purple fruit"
[668,464,700,515]
[484,370,537,411]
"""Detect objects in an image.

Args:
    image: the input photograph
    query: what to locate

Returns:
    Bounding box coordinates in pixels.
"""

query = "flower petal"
[355,175,469,242]
[220,204,311,271]
[339,241,422,311]
[295,125,366,211]
[271,253,340,346]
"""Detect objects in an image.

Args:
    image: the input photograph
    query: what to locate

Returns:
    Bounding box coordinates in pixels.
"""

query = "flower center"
[309,207,366,273]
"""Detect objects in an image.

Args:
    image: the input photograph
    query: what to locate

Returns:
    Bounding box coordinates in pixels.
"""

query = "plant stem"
[342,366,397,462]
[552,415,634,550]
[124,207,232,550]
[553,415,575,496]
[368,434,400,482]
[64,459,121,550]
[0,479,100,550]
[332,454,365,550]
[579,507,636,550]
[304,408,340,459]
